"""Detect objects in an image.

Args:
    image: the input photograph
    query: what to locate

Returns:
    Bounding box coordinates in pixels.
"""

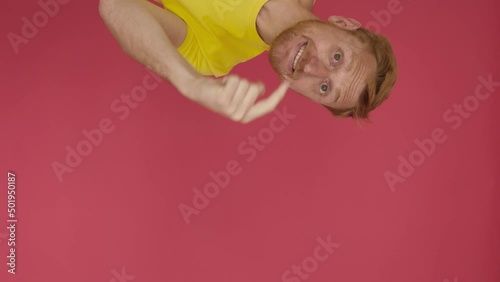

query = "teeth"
[293,44,306,71]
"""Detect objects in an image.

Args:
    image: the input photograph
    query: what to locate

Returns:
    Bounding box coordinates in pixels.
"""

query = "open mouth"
[291,42,308,73]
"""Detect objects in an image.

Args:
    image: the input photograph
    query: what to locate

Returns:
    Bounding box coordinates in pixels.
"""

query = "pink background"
[1,0,499,281]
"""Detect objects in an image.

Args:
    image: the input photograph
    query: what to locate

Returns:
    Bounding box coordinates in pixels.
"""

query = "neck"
[257,0,319,45]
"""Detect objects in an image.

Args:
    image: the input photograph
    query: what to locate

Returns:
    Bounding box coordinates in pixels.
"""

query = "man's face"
[269,20,377,109]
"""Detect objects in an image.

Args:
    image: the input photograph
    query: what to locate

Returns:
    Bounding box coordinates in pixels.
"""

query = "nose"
[302,55,330,77]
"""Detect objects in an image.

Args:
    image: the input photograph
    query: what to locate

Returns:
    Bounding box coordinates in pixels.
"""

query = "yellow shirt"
[161,0,270,77]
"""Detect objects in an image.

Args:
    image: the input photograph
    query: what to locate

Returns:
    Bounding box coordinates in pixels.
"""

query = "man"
[99,0,397,123]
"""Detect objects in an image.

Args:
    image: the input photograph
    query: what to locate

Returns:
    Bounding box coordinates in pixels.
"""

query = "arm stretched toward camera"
[98,0,289,123]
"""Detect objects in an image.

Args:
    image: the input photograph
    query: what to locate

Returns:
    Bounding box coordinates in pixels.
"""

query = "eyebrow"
[312,49,359,102]
[342,57,365,105]
[332,51,357,103]
[346,51,357,72]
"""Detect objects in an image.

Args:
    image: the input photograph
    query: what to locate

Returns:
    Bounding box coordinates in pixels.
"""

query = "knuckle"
[253,84,263,94]
[223,105,236,116]
[223,108,232,116]
[240,79,249,89]
[224,75,239,86]
[248,83,257,90]
[229,114,243,122]
[260,84,266,94]
[234,113,245,122]
[216,95,228,105]
[240,118,250,124]
[249,83,264,95]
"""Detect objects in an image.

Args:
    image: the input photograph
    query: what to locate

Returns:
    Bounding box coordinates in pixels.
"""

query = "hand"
[185,74,290,123]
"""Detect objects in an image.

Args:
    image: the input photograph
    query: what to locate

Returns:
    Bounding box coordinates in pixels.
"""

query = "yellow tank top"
[160,0,270,77]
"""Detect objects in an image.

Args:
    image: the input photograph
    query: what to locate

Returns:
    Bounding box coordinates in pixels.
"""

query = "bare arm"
[99,0,196,95]
[99,0,289,123]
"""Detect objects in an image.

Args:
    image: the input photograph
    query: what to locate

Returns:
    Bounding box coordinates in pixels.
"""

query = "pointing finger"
[241,81,290,123]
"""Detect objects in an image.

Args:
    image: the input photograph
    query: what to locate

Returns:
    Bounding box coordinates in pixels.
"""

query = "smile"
[290,41,308,73]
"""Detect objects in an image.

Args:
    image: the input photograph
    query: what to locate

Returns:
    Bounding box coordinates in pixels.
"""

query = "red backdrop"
[1,0,499,282]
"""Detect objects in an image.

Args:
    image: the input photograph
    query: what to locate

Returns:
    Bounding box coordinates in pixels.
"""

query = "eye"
[320,82,329,95]
[333,52,341,63]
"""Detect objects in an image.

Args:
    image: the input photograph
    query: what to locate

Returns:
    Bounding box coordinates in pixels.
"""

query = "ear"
[327,16,362,30]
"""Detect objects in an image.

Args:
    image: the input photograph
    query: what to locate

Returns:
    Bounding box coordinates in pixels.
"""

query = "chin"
[269,32,297,75]
[268,51,287,78]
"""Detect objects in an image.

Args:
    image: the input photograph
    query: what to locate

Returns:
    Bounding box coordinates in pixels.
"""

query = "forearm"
[99,0,200,97]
